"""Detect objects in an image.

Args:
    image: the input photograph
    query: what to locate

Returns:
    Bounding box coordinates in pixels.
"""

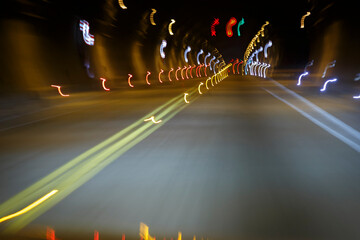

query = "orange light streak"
[128,74,134,87]
[51,85,69,97]
[100,77,110,91]
[146,71,151,85]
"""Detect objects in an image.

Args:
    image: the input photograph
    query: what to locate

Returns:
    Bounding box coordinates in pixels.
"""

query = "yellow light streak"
[118,0,127,9]
[300,12,310,28]
[184,93,189,103]
[144,116,162,124]
[150,9,157,26]
[0,190,58,223]
[205,77,210,89]
[198,82,204,94]
[168,19,175,35]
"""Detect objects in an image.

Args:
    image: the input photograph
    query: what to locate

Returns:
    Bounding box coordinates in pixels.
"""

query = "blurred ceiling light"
[160,40,167,59]
[211,18,219,36]
[322,60,336,78]
[79,20,94,46]
[300,12,310,28]
[226,17,237,37]
[264,40,272,58]
[150,9,157,25]
[168,19,176,35]
[118,0,127,9]
[237,18,245,36]
[196,49,204,65]
[184,46,191,63]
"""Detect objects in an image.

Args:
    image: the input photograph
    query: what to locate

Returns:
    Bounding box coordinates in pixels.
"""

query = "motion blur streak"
[79,20,94,46]
[158,69,164,83]
[0,88,199,232]
[320,78,337,92]
[297,72,309,86]
[211,18,219,36]
[205,77,210,89]
[264,40,272,58]
[168,19,176,35]
[175,67,181,80]
[186,65,191,79]
[150,9,157,25]
[353,95,360,99]
[50,85,69,97]
[118,0,127,9]
[0,190,58,223]
[265,80,360,153]
[184,93,190,103]
[322,60,336,78]
[198,82,204,94]
[181,66,186,80]
[196,49,203,65]
[184,46,191,63]
[226,17,237,37]
[128,74,134,87]
[160,40,167,59]
[144,116,162,124]
[146,71,151,85]
[237,18,244,36]
[300,11,311,28]
[168,68,173,81]
[100,78,110,91]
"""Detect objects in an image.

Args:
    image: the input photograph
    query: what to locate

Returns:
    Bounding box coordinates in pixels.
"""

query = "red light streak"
[226,17,237,37]
[211,18,219,36]
[190,65,196,78]
[94,230,99,240]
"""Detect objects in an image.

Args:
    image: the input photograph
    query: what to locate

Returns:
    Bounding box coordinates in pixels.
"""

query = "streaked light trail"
[197,49,203,65]
[264,40,272,58]
[297,72,309,86]
[144,116,162,124]
[237,18,244,36]
[146,71,151,85]
[150,9,157,25]
[184,46,191,63]
[79,20,94,46]
[320,78,337,92]
[168,19,175,35]
[226,17,237,37]
[160,40,167,59]
[128,74,134,88]
[300,12,310,28]
[100,78,110,91]
[51,85,69,97]
[0,190,58,223]
[211,18,219,36]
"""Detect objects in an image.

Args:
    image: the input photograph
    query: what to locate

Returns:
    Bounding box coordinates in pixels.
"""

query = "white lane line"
[269,79,360,142]
[263,87,360,153]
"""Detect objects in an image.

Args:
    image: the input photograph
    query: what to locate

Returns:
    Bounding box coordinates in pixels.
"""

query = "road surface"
[1,75,360,240]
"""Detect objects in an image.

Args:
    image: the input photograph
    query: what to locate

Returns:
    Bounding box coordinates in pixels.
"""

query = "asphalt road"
[1,75,360,240]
